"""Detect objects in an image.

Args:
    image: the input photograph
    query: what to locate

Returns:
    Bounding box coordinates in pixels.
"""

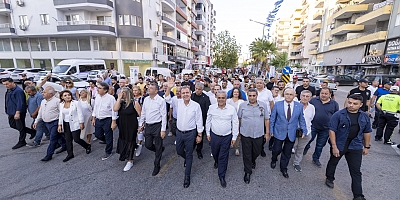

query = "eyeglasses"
[175,82,181,84]
[66,82,72,84]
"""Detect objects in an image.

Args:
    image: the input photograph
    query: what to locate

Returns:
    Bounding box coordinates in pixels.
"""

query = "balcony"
[195,51,205,56]
[56,20,115,35]
[328,29,387,51]
[310,35,320,44]
[176,6,188,21]
[0,3,11,15]
[332,4,369,20]
[191,21,198,29]
[331,24,364,35]
[195,17,206,26]
[309,48,318,55]
[195,28,206,36]
[291,39,302,45]
[195,6,204,15]
[176,22,188,34]
[162,13,175,29]
[355,4,392,25]
[315,0,324,8]
[162,32,176,44]
[313,10,323,20]
[300,25,307,32]
[311,23,321,32]
[195,40,206,46]
[293,32,302,36]
[53,0,113,11]
[278,45,289,49]
[191,46,199,52]
[161,0,175,11]
[0,23,15,36]
[176,40,189,49]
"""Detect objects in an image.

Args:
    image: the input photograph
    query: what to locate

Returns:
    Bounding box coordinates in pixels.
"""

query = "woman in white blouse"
[226,87,245,156]
[58,90,91,162]
[78,89,95,144]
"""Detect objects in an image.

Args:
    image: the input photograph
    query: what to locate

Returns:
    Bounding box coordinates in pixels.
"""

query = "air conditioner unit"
[153,47,159,53]
[156,11,162,17]
[316,47,319,51]
[328,36,333,41]
[16,0,24,6]
[153,54,158,60]
[330,24,335,29]
[154,31,160,36]
[19,25,27,31]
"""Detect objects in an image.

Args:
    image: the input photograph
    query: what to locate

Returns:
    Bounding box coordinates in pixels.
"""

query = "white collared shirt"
[92,93,118,120]
[35,96,60,123]
[139,94,167,131]
[257,88,274,112]
[284,101,295,119]
[175,99,204,132]
[303,103,315,135]
[206,104,239,140]
[170,96,180,119]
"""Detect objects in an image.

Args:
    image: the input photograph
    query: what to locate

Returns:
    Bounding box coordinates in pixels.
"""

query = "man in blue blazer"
[270,88,307,178]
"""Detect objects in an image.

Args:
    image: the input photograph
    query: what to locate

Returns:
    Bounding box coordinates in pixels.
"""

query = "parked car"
[330,75,359,86]
[363,74,397,86]
[208,68,222,75]
[0,68,16,79]
[10,68,44,82]
[310,77,337,91]
[33,71,50,82]
[293,72,305,80]
[87,70,126,81]
[36,75,89,91]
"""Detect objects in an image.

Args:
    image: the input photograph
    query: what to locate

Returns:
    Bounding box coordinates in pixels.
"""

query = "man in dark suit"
[270,88,307,178]
[191,82,211,159]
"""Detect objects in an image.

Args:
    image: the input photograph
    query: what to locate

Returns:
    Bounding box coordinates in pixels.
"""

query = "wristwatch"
[364,146,370,149]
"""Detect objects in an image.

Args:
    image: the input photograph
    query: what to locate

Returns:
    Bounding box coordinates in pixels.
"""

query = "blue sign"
[283,66,291,75]
[384,54,400,64]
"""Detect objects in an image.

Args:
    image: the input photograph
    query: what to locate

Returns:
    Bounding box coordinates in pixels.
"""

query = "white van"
[52,59,106,80]
[144,67,173,78]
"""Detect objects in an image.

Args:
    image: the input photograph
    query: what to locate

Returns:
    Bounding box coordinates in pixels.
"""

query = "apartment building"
[273,18,291,53]
[0,0,216,76]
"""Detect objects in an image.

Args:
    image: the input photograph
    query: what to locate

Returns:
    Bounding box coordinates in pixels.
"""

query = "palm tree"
[249,38,278,72]
[270,52,289,71]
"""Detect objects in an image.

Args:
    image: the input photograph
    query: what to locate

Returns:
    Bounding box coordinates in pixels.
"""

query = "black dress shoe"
[86,144,91,154]
[162,146,165,152]
[281,170,289,178]
[260,149,266,157]
[252,162,256,169]
[63,155,74,162]
[55,147,67,154]
[29,132,36,140]
[12,143,26,150]
[99,140,106,144]
[214,162,218,169]
[219,177,227,188]
[41,155,52,162]
[197,151,203,159]
[244,173,251,184]
[152,165,161,176]
[270,161,276,169]
[183,176,190,188]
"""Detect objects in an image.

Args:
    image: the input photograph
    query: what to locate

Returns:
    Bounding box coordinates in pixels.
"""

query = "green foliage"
[249,38,277,72]
[291,63,303,69]
[270,52,289,70]
[213,30,241,69]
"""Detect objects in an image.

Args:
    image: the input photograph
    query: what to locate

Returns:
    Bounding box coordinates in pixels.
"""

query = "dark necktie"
[287,103,291,121]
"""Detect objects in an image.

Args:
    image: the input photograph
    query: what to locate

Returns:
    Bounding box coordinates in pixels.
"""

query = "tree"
[213,30,241,69]
[249,38,277,72]
[270,52,289,71]
[291,63,303,69]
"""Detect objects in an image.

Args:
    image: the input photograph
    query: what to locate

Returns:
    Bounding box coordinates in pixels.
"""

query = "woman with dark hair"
[58,90,91,162]
[226,87,245,156]
[113,87,141,172]
[64,78,79,100]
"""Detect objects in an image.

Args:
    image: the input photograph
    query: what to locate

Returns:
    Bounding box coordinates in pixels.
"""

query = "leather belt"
[178,128,196,134]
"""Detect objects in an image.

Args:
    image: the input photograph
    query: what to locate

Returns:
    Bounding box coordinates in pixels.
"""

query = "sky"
[212,0,301,60]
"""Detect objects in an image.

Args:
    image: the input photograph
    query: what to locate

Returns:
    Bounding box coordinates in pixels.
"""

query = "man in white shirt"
[208,84,221,105]
[165,81,203,188]
[34,86,67,162]
[138,82,167,176]
[255,78,275,156]
[206,91,239,188]
[286,76,300,90]
[92,82,117,161]
[220,80,229,93]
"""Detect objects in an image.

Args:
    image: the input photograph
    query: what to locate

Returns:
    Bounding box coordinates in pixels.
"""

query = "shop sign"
[386,38,400,54]
[373,0,393,11]
[361,55,383,64]
[384,54,400,64]
[123,60,151,64]
[335,58,342,64]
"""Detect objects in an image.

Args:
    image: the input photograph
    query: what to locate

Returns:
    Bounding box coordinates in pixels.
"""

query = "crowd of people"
[3,69,400,200]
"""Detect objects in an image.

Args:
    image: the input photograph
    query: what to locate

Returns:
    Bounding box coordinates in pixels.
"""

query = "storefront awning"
[362,65,380,69]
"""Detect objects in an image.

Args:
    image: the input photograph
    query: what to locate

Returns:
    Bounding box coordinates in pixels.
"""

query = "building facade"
[0,0,216,76]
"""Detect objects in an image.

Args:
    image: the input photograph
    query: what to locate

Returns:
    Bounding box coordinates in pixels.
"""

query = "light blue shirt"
[27,92,44,116]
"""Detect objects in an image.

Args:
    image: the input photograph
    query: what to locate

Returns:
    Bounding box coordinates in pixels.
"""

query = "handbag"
[296,128,303,138]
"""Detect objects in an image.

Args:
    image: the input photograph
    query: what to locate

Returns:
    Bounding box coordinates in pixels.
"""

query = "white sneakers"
[123,161,133,172]
[235,149,240,156]
[174,140,176,145]
[135,144,142,157]
[168,132,173,137]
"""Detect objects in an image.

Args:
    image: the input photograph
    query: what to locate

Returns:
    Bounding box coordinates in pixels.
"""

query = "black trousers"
[145,122,163,167]
[372,106,381,127]
[271,135,295,172]
[8,113,35,144]
[326,147,364,199]
[210,131,232,179]
[375,112,398,143]
[176,129,196,176]
[241,135,263,174]
[64,122,89,157]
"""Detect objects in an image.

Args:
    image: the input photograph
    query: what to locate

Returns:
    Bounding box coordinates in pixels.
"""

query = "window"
[93,37,116,51]
[97,16,112,25]
[65,14,80,25]
[30,38,49,51]
[137,16,142,27]
[40,14,50,25]
[118,15,123,25]
[156,23,160,32]
[0,39,11,52]
[149,19,152,30]
[12,38,29,51]
[19,15,28,26]
[124,14,130,25]
[131,15,137,26]
[396,14,400,26]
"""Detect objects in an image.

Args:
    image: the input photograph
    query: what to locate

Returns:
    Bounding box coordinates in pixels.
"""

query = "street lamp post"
[249,18,280,40]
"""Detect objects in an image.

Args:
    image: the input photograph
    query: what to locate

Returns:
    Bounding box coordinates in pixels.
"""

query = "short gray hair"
[255,78,264,83]
[300,90,312,96]
[216,90,227,97]
[195,82,204,89]
[25,86,36,92]
[46,86,56,95]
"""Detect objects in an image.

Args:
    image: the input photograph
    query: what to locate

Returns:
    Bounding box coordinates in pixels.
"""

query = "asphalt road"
[0,84,399,200]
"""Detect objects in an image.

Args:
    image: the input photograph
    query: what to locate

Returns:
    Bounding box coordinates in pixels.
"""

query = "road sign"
[283,66,291,75]
[282,74,290,84]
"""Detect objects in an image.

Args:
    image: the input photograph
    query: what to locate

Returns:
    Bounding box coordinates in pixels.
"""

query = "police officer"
[375,86,400,144]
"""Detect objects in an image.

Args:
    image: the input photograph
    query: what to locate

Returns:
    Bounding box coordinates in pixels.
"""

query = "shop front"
[323,45,365,75]
[122,60,152,77]
[384,37,400,75]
